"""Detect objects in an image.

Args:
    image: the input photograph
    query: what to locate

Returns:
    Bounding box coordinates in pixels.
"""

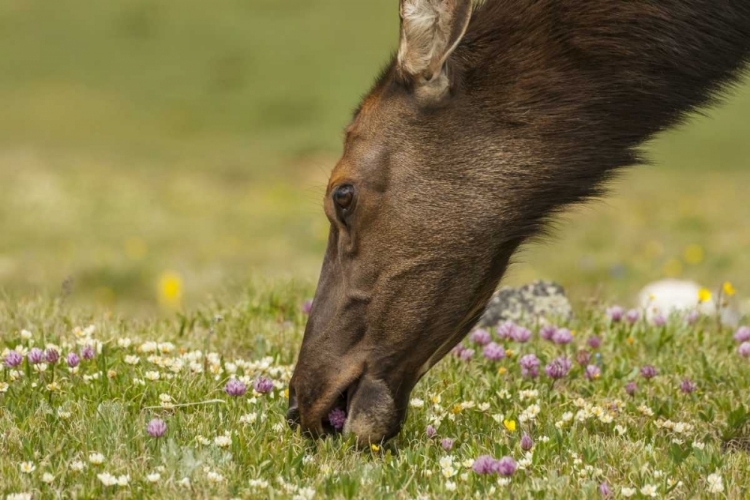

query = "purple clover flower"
[625,381,637,396]
[328,408,346,430]
[519,354,540,378]
[599,482,612,497]
[640,365,658,380]
[426,425,437,439]
[66,352,80,368]
[587,336,602,349]
[301,299,313,315]
[146,418,167,438]
[495,456,517,477]
[739,342,750,357]
[440,438,454,451]
[483,342,505,361]
[253,377,274,394]
[545,356,572,380]
[28,348,44,364]
[44,348,59,364]
[584,364,601,380]
[451,344,466,357]
[520,433,533,451]
[606,306,624,322]
[459,348,475,362]
[625,309,640,324]
[469,329,492,346]
[680,378,697,394]
[496,321,517,340]
[225,378,247,397]
[472,455,496,475]
[3,351,23,368]
[539,324,557,341]
[552,328,573,345]
[81,345,95,360]
[734,326,750,343]
[651,313,667,327]
[510,327,532,343]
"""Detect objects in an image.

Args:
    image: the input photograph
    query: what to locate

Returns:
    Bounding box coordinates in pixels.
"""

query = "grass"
[2,284,750,499]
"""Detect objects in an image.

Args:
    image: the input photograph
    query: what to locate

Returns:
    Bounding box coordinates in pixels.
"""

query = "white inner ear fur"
[398,0,471,83]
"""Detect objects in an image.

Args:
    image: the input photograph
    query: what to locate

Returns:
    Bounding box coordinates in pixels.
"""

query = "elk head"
[287,0,518,445]
[286,0,750,444]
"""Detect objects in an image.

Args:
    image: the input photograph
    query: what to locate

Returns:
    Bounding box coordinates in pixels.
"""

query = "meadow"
[2,1,750,498]
[2,284,750,498]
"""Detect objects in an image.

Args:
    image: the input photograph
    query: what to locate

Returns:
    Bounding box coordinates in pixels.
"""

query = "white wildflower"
[124,355,140,365]
[707,473,724,494]
[640,484,657,497]
[97,472,118,486]
[6,493,32,500]
[206,471,225,483]
[214,435,232,448]
[19,462,35,474]
[239,412,258,424]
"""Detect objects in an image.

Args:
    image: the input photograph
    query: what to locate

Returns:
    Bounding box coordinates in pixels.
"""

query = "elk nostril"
[286,388,300,428]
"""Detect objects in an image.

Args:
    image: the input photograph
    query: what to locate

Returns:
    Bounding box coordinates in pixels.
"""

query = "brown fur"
[288,0,750,444]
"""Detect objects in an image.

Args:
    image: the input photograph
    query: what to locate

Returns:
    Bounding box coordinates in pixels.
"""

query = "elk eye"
[333,184,355,211]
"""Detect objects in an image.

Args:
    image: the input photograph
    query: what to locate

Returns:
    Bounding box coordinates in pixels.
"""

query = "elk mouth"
[286,374,362,437]
[321,376,360,435]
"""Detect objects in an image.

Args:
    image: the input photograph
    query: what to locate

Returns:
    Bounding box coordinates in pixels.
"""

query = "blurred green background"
[1,0,749,314]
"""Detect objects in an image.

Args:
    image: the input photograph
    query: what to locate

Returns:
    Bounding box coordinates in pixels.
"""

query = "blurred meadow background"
[1,0,750,315]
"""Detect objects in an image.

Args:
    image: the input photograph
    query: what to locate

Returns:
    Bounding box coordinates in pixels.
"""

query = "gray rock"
[478,280,573,327]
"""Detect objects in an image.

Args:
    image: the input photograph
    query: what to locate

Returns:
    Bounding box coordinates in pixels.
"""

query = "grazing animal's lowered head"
[287,0,750,445]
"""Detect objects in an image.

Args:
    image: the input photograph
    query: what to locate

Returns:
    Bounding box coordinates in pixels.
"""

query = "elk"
[287,0,750,445]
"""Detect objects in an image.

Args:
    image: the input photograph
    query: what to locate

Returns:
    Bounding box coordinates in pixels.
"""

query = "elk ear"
[397,0,472,100]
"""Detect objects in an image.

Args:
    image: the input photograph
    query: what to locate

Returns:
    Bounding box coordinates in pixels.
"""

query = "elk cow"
[287,0,750,445]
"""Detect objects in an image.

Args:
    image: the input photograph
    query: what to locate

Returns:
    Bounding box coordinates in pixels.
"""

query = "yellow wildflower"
[452,404,463,415]
[723,282,736,296]
[504,349,514,357]
[503,419,516,432]
[158,271,183,309]
[497,367,507,375]
[698,288,712,303]
[370,444,380,452]
[626,336,635,345]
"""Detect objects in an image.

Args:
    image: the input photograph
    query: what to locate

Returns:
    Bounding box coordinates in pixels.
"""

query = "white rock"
[637,279,740,327]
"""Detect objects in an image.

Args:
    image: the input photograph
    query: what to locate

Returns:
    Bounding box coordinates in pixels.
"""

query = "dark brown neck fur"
[449,0,750,240]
